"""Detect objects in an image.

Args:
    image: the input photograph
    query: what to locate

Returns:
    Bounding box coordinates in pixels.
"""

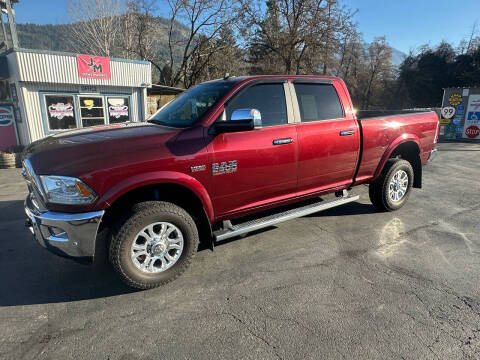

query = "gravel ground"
[0,142,479,360]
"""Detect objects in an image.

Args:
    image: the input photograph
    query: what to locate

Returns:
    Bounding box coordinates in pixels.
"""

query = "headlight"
[39,176,97,205]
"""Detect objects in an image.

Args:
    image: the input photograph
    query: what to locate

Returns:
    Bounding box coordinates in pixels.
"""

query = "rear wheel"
[369,159,414,212]
[109,201,199,289]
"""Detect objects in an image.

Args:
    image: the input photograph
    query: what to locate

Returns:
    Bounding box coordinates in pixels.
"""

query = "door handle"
[339,130,355,136]
[273,138,293,145]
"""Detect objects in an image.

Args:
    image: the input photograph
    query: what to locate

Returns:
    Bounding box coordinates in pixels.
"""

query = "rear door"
[292,80,360,193]
[206,82,298,216]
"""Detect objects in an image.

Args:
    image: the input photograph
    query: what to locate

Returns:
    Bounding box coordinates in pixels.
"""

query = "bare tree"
[67,0,125,56]
[160,0,238,87]
[362,37,393,109]
[244,0,355,75]
[122,1,159,61]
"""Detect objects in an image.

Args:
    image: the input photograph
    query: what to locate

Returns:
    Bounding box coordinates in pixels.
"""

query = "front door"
[293,82,360,193]
[207,82,298,216]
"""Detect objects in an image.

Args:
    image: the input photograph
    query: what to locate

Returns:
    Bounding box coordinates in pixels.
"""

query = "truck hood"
[25,122,183,177]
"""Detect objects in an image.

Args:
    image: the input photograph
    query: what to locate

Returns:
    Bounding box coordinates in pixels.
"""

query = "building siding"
[10,50,151,88]
[18,82,144,143]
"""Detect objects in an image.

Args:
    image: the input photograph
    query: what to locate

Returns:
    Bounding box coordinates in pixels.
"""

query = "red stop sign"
[465,125,480,139]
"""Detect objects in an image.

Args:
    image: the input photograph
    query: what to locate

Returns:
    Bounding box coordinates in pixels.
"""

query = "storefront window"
[45,95,77,130]
[43,93,131,132]
[107,97,130,123]
[79,96,105,127]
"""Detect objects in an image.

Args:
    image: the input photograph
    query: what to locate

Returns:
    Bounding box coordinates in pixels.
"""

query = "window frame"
[289,81,346,124]
[222,80,294,128]
[106,95,131,124]
[42,92,80,132]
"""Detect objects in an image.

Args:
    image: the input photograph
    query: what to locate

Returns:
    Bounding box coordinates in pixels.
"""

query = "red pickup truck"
[23,75,439,289]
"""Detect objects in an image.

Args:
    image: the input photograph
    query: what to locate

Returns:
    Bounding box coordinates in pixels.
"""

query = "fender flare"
[373,134,422,181]
[96,171,214,222]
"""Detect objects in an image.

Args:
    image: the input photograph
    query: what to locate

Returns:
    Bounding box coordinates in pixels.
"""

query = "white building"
[0,48,151,147]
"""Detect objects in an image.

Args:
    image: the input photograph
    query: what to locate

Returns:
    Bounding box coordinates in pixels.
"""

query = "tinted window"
[294,84,344,122]
[226,84,287,127]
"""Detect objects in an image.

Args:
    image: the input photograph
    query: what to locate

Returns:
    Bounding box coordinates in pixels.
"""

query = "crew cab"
[22,75,439,289]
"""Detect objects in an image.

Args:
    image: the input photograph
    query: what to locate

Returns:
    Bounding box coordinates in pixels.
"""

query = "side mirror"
[231,109,262,129]
[211,109,262,134]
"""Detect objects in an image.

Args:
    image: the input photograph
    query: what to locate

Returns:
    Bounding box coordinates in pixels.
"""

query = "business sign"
[77,54,111,80]
[0,106,18,150]
[463,94,480,139]
[449,93,463,106]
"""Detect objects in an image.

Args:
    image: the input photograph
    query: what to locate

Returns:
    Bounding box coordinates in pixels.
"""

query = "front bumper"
[24,195,104,259]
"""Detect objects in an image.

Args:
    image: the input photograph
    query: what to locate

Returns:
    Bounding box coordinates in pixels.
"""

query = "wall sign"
[0,106,18,150]
[77,54,111,80]
[463,94,480,139]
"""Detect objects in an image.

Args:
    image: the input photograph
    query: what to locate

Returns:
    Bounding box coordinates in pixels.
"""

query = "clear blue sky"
[10,0,480,54]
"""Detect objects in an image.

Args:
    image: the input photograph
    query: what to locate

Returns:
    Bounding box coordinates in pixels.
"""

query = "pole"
[0,12,9,48]
[5,0,18,48]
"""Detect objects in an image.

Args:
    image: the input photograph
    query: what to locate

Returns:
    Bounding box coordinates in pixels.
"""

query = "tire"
[369,159,414,212]
[109,201,199,289]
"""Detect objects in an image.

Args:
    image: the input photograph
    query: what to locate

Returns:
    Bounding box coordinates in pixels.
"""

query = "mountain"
[391,47,407,66]
[17,23,72,52]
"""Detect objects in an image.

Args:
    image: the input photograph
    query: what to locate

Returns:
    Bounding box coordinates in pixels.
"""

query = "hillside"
[17,23,72,52]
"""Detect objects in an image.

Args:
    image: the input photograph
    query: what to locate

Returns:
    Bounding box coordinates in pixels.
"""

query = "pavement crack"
[219,310,283,360]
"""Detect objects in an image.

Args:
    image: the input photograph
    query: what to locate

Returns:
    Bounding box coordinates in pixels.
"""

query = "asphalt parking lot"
[0,142,479,360]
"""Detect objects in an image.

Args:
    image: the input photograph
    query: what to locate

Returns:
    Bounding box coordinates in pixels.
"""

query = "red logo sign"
[77,54,111,80]
[465,125,480,138]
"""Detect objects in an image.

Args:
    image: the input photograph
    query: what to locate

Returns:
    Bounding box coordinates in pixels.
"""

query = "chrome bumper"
[24,195,104,259]
[427,148,438,163]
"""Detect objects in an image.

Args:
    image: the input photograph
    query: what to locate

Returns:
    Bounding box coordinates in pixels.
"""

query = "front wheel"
[109,201,199,289]
[369,159,414,212]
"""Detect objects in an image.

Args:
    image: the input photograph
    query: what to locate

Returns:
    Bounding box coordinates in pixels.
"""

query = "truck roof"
[205,74,342,86]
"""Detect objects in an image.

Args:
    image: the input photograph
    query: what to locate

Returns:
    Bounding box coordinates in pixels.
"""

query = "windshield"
[148,81,237,128]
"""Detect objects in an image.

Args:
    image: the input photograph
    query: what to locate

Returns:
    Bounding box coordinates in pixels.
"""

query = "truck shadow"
[0,200,137,306]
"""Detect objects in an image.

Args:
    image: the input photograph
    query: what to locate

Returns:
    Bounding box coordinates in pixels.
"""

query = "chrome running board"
[213,194,359,242]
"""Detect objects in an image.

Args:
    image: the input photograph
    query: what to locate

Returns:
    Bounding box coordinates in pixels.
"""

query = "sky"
[10,0,480,54]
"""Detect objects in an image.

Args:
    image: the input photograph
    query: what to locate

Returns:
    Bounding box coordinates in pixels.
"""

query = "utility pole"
[0,0,19,49]
[0,11,8,48]
[4,0,18,48]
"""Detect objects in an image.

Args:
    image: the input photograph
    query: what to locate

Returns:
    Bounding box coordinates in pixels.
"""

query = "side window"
[107,96,130,124]
[226,84,288,127]
[294,84,344,122]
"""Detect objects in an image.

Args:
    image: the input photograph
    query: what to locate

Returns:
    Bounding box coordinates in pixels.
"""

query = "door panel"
[296,120,359,191]
[293,82,359,192]
[207,82,297,216]
[207,125,297,215]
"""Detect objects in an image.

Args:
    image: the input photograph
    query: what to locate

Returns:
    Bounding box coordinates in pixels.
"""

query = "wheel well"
[389,142,422,188]
[101,183,212,245]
